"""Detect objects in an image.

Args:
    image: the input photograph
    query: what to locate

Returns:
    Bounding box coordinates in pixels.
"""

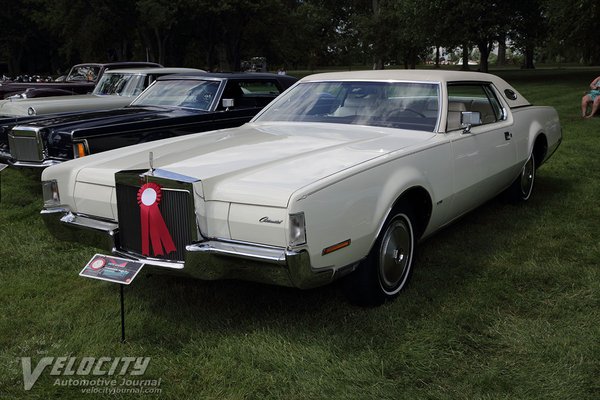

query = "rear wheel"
[343,210,415,306]
[508,153,535,201]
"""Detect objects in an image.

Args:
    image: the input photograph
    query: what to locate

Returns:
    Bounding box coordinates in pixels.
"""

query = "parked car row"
[0,71,297,167]
[0,67,203,117]
[31,69,561,305]
[0,62,162,99]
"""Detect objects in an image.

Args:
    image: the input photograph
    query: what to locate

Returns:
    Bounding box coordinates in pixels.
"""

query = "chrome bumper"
[0,150,62,168]
[41,207,335,289]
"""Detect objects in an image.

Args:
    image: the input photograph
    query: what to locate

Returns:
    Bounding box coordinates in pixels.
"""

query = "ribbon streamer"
[137,183,176,256]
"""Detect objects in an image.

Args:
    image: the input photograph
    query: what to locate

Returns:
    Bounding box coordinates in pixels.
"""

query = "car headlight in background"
[289,212,306,246]
[42,180,60,207]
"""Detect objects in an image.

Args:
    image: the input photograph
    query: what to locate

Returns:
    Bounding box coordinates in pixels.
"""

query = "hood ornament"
[148,151,154,176]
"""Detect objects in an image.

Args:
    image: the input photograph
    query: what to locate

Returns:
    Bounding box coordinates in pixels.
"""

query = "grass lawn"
[0,68,599,399]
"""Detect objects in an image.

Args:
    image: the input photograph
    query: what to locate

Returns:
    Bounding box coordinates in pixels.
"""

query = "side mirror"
[461,111,482,133]
[222,98,234,109]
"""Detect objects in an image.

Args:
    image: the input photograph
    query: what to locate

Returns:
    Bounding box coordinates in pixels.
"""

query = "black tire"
[508,153,536,202]
[343,210,416,306]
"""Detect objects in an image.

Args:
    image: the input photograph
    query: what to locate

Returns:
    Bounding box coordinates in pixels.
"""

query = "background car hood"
[15,106,201,131]
[0,94,130,116]
[54,122,435,207]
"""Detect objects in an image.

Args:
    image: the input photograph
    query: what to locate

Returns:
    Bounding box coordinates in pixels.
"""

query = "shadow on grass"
[0,167,42,206]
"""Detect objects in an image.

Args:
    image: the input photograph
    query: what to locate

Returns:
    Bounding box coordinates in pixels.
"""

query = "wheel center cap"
[392,249,404,264]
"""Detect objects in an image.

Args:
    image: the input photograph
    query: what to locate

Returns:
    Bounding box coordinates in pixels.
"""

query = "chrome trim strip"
[186,240,288,265]
[59,211,119,232]
[6,159,63,168]
[111,249,184,270]
[151,168,199,183]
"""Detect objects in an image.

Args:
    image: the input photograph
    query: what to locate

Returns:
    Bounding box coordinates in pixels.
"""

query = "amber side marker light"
[322,239,351,255]
[75,142,87,158]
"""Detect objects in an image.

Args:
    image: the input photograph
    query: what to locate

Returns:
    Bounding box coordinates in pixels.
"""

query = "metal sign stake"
[0,163,7,202]
[120,284,126,343]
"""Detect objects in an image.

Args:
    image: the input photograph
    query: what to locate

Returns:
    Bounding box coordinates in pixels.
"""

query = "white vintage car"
[40,70,561,305]
[0,67,202,117]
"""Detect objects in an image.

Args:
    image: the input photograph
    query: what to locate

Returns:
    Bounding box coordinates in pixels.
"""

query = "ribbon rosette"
[137,182,177,256]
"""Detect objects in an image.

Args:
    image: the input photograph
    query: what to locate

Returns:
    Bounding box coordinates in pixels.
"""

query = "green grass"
[1,68,599,399]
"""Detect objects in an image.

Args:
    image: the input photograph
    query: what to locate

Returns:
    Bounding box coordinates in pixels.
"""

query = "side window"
[447,83,503,131]
[238,80,281,95]
[218,80,281,110]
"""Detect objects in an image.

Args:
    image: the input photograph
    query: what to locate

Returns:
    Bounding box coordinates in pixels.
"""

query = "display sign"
[80,254,144,285]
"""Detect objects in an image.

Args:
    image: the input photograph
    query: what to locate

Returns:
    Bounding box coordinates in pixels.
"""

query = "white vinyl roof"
[301,69,530,107]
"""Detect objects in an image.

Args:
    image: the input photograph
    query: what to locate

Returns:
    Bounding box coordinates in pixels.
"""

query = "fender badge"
[259,216,283,224]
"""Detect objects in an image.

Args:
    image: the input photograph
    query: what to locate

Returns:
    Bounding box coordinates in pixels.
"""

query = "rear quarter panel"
[510,105,561,165]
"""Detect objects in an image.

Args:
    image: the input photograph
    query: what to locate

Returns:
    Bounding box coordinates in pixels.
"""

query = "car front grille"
[115,179,196,262]
[8,128,44,161]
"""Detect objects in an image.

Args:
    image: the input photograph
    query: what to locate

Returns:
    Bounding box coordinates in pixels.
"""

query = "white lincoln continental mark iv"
[40,70,561,305]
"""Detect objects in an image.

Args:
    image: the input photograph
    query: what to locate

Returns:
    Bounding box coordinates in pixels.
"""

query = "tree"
[545,0,600,65]
[136,0,186,65]
[509,0,547,69]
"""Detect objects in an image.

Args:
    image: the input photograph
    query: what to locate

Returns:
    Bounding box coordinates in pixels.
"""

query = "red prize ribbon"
[137,183,177,256]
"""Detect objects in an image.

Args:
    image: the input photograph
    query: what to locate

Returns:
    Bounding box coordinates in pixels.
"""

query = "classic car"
[40,70,561,305]
[1,72,297,167]
[0,62,162,99]
[0,67,203,117]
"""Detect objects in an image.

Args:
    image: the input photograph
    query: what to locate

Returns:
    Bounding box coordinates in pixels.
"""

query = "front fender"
[289,141,452,271]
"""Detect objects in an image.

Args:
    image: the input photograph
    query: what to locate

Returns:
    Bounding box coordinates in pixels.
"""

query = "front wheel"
[343,211,415,306]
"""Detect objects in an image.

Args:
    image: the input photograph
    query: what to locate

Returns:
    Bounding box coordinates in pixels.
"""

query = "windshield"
[66,65,101,82]
[129,79,221,111]
[256,81,440,132]
[92,73,146,96]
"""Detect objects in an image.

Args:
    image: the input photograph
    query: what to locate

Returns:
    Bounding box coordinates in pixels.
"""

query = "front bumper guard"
[41,207,335,289]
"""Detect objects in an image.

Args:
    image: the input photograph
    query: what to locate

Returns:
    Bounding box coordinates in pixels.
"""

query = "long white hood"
[0,94,130,116]
[44,122,436,207]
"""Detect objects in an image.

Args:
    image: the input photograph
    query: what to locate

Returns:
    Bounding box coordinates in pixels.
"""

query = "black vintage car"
[0,72,297,167]
[0,62,162,99]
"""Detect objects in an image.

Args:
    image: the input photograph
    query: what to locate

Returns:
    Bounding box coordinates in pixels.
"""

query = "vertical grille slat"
[116,182,194,261]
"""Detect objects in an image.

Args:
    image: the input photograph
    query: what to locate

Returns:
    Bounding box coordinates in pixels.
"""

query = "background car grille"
[8,129,44,161]
[116,182,194,262]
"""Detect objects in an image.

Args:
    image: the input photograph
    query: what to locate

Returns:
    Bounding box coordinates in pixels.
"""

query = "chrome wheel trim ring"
[378,214,413,295]
[520,155,535,199]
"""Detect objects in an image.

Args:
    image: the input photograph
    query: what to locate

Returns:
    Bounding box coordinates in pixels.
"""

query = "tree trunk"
[435,46,440,68]
[461,45,470,71]
[372,0,384,70]
[497,35,506,65]
[523,44,535,69]
[477,42,490,72]
[410,48,417,69]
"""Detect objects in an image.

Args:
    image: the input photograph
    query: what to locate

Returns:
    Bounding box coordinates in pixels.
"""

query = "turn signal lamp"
[322,239,351,255]
[74,141,89,158]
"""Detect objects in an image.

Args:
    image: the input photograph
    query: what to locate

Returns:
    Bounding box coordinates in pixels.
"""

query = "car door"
[447,82,517,214]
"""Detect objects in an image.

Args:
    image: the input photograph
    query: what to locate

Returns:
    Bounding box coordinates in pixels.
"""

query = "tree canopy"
[0,0,596,75]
